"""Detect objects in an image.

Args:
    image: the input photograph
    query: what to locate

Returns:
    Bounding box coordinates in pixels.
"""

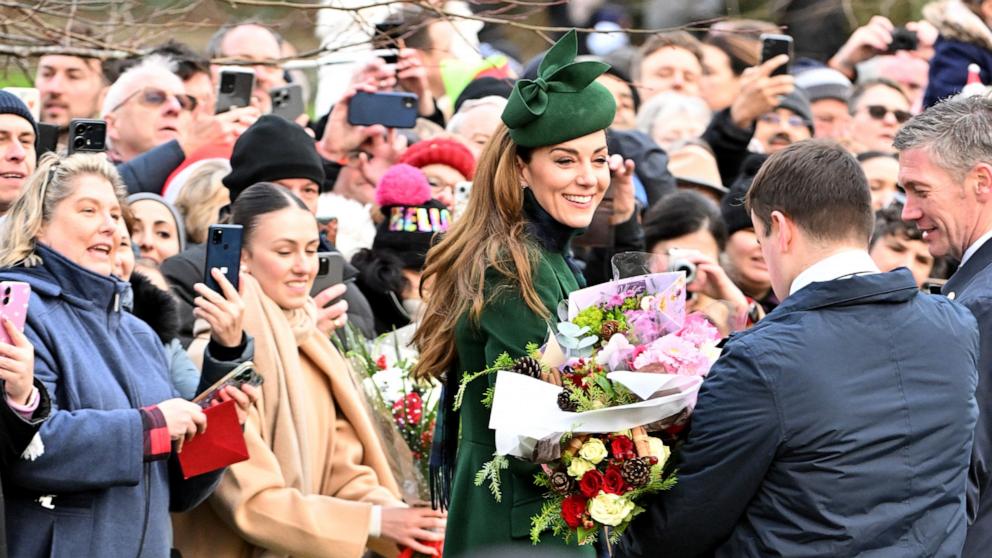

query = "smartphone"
[35,123,59,157]
[67,119,106,155]
[888,27,919,53]
[348,91,419,129]
[204,224,243,293]
[454,180,472,216]
[760,33,794,77]
[0,282,29,345]
[3,87,40,121]
[310,251,346,300]
[192,360,264,407]
[215,67,255,114]
[269,83,305,121]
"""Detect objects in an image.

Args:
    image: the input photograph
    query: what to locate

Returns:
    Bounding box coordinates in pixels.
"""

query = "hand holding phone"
[193,361,264,407]
[0,281,34,404]
[760,34,794,77]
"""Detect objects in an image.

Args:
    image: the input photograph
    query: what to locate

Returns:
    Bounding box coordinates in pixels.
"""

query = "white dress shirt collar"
[961,228,992,267]
[789,250,880,296]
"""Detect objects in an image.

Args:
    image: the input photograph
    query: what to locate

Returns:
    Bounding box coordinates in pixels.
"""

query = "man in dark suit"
[618,139,980,557]
[896,94,992,558]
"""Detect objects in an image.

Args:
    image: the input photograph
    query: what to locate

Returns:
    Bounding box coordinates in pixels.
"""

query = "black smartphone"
[192,360,263,407]
[35,123,59,157]
[888,27,919,53]
[204,224,243,293]
[270,83,306,121]
[348,91,419,129]
[215,68,255,114]
[760,33,794,77]
[67,119,106,155]
[310,251,346,300]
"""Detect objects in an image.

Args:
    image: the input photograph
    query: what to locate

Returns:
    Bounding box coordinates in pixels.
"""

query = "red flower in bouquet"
[578,469,604,498]
[393,392,424,424]
[610,435,634,460]
[561,494,588,529]
[603,464,627,495]
[376,354,388,370]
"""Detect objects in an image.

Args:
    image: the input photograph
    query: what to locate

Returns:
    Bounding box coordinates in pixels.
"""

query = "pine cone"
[511,356,542,378]
[621,457,653,488]
[557,388,578,412]
[549,471,574,495]
[600,320,622,340]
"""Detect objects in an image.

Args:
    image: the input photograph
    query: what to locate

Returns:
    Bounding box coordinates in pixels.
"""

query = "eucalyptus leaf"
[578,335,598,349]
[557,322,582,337]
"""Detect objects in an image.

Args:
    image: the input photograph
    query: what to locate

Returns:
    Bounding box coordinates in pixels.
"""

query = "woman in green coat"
[413,29,636,557]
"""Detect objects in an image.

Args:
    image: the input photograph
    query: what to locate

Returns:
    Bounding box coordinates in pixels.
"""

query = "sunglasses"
[865,105,912,124]
[758,113,808,128]
[110,87,197,113]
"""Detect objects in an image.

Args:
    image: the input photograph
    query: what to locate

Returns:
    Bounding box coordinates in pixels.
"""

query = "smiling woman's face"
[38,173,122,276]
[518,130,611,229]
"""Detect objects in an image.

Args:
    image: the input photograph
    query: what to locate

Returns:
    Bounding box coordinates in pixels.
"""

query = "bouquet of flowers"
[459,272,722,545]
[337,324,441,503]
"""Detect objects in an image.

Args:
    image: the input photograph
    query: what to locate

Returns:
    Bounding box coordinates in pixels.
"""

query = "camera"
[220,73,238,94]
[888,27,918,53]
[667,257,697,284]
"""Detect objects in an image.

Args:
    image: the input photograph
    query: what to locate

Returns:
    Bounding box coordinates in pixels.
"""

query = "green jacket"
[444,242,594,557]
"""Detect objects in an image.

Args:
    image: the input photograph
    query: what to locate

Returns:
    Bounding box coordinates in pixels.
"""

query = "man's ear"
[771,210,794,253]
[973,162,992,201]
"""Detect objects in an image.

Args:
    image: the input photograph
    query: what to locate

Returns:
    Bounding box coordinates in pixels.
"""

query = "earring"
[521,183,529,189]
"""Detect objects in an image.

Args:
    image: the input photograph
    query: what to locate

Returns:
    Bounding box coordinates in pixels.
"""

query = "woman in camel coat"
[173,183,444,558]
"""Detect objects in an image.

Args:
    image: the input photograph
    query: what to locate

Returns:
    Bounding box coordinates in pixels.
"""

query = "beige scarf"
[239,274,400,498]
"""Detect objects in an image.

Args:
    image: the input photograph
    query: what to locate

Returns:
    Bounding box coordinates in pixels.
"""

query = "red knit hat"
[375,163,431,207]
[399,138,476,180]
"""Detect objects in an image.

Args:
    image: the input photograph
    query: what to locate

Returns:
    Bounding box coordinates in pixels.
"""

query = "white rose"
[588,492,636,526]
[647,437,671,469]
[578,438,608,465]
[567,457,595,479]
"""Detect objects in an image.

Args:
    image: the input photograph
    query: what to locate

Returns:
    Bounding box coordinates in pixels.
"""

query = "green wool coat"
[443,245,595,557]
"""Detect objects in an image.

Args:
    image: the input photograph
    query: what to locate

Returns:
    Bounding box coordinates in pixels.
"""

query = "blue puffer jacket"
[923,0,992,108]
[618,269,979,557]
[1,244,224,558]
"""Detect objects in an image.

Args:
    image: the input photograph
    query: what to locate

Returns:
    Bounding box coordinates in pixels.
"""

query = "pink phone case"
[0,282,30,345]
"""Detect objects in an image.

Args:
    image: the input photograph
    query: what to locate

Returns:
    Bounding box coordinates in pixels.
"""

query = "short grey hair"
[635,92,712,138]
[100,54,181,117]
[893,94,992,181]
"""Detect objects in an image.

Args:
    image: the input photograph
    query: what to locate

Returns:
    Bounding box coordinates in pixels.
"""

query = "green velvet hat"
[501,30,617,148]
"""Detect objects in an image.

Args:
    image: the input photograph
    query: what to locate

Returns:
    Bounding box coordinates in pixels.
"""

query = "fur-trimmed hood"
[925,0,992,51]
[128,271,181,345]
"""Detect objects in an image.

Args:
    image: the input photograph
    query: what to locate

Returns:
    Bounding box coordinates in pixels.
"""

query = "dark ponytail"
[230,182,310,246]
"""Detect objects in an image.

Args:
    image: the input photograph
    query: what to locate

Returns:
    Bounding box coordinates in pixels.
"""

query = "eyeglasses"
[864,105,912,124]
[758,113,808,128]
[109,87,197,114]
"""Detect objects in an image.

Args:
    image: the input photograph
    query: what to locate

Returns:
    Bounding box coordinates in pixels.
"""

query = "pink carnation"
[677,313,721,346]
[633,333,713,377]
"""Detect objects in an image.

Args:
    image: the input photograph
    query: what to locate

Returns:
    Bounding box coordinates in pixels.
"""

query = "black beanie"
[373,199,450,270]
[222,114,325,202]
[453,77,513,113]
[0,91,37,134]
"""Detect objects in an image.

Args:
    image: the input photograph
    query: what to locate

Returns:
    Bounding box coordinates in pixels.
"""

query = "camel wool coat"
[173,275,402,558]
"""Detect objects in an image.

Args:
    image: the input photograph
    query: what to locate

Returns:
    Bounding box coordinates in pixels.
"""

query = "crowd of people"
[3,0,992,556]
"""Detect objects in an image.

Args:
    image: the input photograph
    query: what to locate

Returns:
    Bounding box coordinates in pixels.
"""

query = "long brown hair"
[412,125,544,380]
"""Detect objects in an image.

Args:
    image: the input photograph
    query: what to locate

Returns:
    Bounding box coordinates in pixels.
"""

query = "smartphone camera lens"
[73,137,86,150]
[403,98,414,108]
[212,229,222,243]
[221,76,236,94]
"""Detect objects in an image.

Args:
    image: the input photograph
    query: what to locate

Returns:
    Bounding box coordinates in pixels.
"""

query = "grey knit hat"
[125,193,188,253]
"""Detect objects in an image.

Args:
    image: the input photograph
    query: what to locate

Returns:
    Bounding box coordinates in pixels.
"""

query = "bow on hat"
[502,30,610,130]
